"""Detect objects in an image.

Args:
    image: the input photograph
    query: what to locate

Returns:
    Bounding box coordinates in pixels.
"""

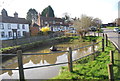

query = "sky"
[0,0,119,24]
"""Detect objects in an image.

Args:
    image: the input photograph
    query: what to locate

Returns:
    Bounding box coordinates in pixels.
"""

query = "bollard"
[17,50,25,81]
[110,50,114,65]
[67,47,73,72]
[106,34,108,47]
[107,63,114,81]
[102,39,104,52]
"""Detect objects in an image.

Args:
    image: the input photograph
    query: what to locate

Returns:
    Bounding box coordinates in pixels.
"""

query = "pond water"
[0,40,99,79]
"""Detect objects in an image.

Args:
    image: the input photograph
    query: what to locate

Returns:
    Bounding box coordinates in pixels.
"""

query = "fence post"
[102,38,104,52]
[103,33,104,38]
[17,50,25,81]
[98,32,99,37]
[94,32,96,36]
[106,34,108,47]
[107,63,114,81]
[91,41,95,61]
[110,50,114,65]
[67,47,73,72]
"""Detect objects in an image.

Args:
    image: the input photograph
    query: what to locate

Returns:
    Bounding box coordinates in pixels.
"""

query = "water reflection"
[1,40,98,79]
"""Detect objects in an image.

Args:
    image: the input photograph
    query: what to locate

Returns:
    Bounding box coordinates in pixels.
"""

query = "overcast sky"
[0,0,119,23]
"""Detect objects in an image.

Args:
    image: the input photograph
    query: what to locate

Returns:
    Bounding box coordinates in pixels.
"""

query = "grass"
[52,37,119,80]
[82,36,99,42]
[106,26,120,30]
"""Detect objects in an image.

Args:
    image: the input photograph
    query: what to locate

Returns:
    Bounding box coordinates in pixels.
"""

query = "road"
[102,28,120,50]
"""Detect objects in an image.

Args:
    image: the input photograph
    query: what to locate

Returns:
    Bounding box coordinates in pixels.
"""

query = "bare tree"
[73,14,93,38]
[92,18,102,29]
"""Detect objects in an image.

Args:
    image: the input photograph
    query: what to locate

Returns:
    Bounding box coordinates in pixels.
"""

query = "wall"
[30,27,39,36]
[2,32,64,48]
[0,23,29,40]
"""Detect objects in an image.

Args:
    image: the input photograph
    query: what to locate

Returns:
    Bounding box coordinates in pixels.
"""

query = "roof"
[30,23,39,27]
[0,15,29,24]
[40,16,64,22]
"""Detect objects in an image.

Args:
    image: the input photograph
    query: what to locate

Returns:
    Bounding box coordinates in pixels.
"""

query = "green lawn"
[52,37,119,80]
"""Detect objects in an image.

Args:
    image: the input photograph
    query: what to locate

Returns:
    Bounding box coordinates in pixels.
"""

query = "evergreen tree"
[26,8,38,24]
[41,5,55,17]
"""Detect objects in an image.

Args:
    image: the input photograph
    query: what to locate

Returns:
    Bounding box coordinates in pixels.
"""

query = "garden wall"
[2,32,64,48]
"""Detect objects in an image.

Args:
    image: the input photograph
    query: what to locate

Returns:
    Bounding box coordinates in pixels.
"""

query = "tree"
[41,5,55,17]
[73,14,93,38]
[26,8,38,24]
[62,12,71,22]
[92,18,102,28]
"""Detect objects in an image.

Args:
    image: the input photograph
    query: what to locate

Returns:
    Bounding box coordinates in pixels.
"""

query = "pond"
[0,40,99,79]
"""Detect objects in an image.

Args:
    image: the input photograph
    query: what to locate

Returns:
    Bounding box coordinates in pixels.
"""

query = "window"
[22,24,25,29]
[45,21,48,24]
[8,31,12,37]
[23,31,26,36]
[8,24,11,29]
[0,24,4,29]
[18,31,21,37]
[53,21,55,24]
[1,32,5,38]
[17,24,20,29]
[60,22,63,24]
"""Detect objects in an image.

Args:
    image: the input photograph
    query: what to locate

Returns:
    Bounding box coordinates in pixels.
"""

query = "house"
[37,14,72,32]
[115,18,120,26]
[0,9,30,40]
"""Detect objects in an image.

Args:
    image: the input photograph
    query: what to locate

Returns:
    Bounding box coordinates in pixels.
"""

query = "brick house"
[37,13,72,32]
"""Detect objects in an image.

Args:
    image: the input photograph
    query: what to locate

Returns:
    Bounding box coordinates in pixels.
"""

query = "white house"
[0,9,30,40]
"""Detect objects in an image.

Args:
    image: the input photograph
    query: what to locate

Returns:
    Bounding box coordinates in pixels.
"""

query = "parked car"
[117,29,120,34]
[89,26,97,31]
[113,28,119,32]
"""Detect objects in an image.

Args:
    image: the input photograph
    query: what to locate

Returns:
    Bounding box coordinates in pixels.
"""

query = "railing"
[0,36,105,81]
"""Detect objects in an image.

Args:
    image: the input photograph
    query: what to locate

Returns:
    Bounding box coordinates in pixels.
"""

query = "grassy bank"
[1,36,73,53]
[53,37,119,80]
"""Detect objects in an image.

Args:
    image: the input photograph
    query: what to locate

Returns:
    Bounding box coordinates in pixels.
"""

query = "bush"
[46,31,55,34]
[37,31,44,36]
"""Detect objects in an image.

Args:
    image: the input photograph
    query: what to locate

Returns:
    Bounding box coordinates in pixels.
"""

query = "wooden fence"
[1,33,119,81]
[1,33,114,81]
[0,40,102,81]
[104,33,120,81]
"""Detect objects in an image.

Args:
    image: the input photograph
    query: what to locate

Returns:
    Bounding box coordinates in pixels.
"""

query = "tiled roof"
[0,15,29,24]
[40,16,64,22]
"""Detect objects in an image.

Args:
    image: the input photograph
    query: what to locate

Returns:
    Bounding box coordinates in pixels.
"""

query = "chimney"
[1,8,8,17]
[14,12,18,18]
